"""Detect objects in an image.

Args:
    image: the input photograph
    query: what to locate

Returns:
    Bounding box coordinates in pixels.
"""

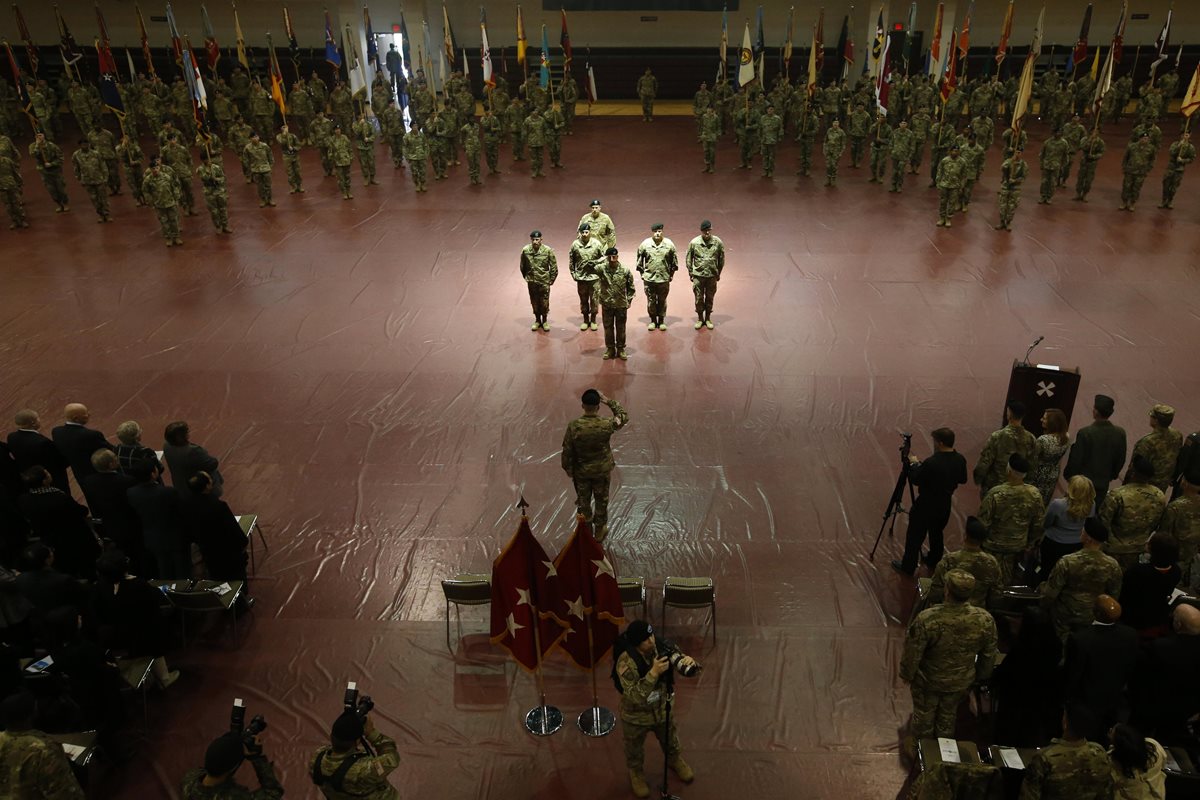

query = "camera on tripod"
[343,682,374,721]
[899,432,913,462]
[657,639,700,678]
[230,698,267,748]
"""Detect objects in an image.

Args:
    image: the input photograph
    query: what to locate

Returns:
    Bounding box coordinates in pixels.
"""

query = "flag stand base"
[576,705,615,737]
[524,704,563,736]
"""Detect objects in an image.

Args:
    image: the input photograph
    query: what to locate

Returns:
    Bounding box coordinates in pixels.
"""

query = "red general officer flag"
[490,516,567,671]
[553,516,625,669]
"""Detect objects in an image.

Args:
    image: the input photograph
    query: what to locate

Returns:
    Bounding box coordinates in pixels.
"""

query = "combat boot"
[602,349,614,360]
[580,320,589,331]
[669,757,694,783]
[648,321,657,331]
[618,349,629,360]
[590,321,598,331]
[628,770,650,799]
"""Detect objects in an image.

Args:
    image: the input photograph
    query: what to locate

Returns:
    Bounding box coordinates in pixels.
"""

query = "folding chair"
[237,515,268,575]
[618,577,647,620]
[987,586,1042,622]
[661,577,716,645]
[166,580,247,646]
[117,656,155,729]
[441,574,491,653]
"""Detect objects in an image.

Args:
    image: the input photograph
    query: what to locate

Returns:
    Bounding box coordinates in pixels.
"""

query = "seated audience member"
[89,550,179,688]
[50,403,114,488]
[1108,723,1166,799]
[42,606,127,745]
[927,516,1001,608]
[1119,532,1181,638]
[1062,595,1139,740]
[114,420,163,475]
[1038,475,1096,583]
[183,472,251,591]
[1041,517,1123,639]
[1131,603,1200,740]
[79,449,143,570]
[1019,706,1114,800]
[0,692,85,799]
[16,466,101,580]
[163,421,224,500]
[126,459,191,579]
[991,606,1064,747]
[13,544,86,616]
[6,409,70,493]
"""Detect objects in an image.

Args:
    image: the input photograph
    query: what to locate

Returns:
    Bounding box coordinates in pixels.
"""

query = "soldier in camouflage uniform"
[196,151,232,234]
[86,125,121,196]
[0,692,85,798]
[161,137,197,215]
[698,107,720,173]
[563,388,629,538]
[579,200,616,252]
[520,231,558,331]
[1099,455,1167,571]
[847,102,871,168]
[613,620,696,799]
[429,111,452,180]
[276,124,304,194]
[351,113,378,186]
[1074,130,1106,202]
[402,125,429,193]
[909,108,932,173]
[143,158,183,246]
[71,139,113,222]
[1058,115,1087,187]
[328,126,355,199]
[1041,518,1122,638]
[310,112,335,177]
[1018,707,1114,800]
[328,82,354,135]
[867,114,893,184]
[379,104,405,170]
[995,146,1028,231]
[978,454,1045,586]
[309,710,400,799]
[794,102,820,177]
[225,118,254,183]
[637,68,658,121]
[1162,472,1200,586]
[900,569,998,744]
[758,105,783,179]
[569,223,605,331]
[1119,134,1157,211]
[507,98,527,162]
[480,108,503,174]
[928,518,1002,609]
[461,117,481,185]
[523,109,549,178]
[959,134,986,210]
[117,135,146,207]
[823,119,847,187]
[1038,129,1070,204]
[974,402,1039,496]
[685,220,724,330]
[0,152,27,229]
[545,104,566,168]
[733,98,760,170]
[1160,131,1196,209]
[287,79,314,143]
[244,133,276,207]
[596,247,636,360]
[1131,404,1183,492]
[181,730,283,799]
[636,224,678,331]
[29,132,70,212]
[888,120,916,192]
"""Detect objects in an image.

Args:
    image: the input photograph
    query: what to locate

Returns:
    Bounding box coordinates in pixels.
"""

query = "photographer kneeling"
[310,705,400,799]
[612,620,698,798]
[181,729,283,799]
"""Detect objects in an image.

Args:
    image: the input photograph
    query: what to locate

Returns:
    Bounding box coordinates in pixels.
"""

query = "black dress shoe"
[891,560,915,577]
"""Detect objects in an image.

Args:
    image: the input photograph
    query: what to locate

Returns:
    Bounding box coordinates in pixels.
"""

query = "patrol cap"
[964,516,988,543]
[944,569,976,601]
[578,222,591,232]
[651,223,664,231]
[1094,394,1115,416]
[605,247,619,256]
[331,709,365,743]
[530,230,542,238]
[1008,453,1030,475]
[581,389,601,406]
[1083,517,1109,543]
[700,220,712,231]
[204,733,246,775]
[1150,404,1176,426]
[625,620,653,645]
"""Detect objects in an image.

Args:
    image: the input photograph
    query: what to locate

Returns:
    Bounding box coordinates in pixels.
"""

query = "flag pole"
[518,502,562,737]
[575,515,615,737]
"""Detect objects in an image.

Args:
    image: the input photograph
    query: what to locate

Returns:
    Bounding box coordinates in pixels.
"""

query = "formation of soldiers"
[691,65,1196,229]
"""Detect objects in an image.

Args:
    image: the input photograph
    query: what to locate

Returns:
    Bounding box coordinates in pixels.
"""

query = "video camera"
[230,698,267,750]
[657,639,700,678]
[343,682,374,721]
[900,432,913,462]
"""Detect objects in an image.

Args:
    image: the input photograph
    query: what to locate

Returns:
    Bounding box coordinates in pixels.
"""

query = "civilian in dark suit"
[162,420,224,500]
[1132,603,1200,740]
[1120,532,1181,638]
[16,467,100,580]
[113,420,163,477]
[50,403,114,490]
[13,544,88,619]
[90,551,178,687]
[79,450,144,573]
[6,409,70,494]
[1062,594,1140,740]
[126,459,191,579]
[181,471,248,583]
[892,427,969,575]
[1064,393,1129,509]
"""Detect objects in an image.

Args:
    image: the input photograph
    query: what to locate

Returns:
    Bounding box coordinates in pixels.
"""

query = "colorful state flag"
[1149,9,1172,81]
[442,4,457,71]
[94,6,124,115]
[165,2,184,67]
[136,4,156,77]
[1011,9,1043,131]
[232,2,249,69]
[719,5,728,79]
[553,517,626,670]
[13,5,37,76]
[560,8,572,73]
[200,5,221,72]
[399,11,411,77]
[1182,62,1200,118]
[490,517,567,671]
[1073,4,1093,68]
[480,8,494,89]
[539,24,550,88]
[585,53,597,103]
[995,1,1014,67]
[940,30,959,103]
[267,33,286,115]
[364,6,378,70]
[4,41,33,118]
[325,9,342,68]
[283,7,301,68]
[839,12,854,80]
[55,8,84,69]
[737,21,754,87]
[516,5,527,68]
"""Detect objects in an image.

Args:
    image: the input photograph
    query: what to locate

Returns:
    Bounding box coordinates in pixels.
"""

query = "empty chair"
[661,577,716,645]
[441,574,491,653]
[618,577,647,620]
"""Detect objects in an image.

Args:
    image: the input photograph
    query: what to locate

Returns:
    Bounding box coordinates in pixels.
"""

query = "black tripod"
[658,667,680,800]
[869,436,917,562]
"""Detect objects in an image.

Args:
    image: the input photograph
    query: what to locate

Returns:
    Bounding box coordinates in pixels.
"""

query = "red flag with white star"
[489,516,567,671]
[553,516,626,669]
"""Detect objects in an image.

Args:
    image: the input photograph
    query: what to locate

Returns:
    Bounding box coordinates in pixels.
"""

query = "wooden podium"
[1002,360,1082,437]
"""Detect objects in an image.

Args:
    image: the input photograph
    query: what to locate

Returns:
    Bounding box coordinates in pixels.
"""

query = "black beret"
[700,220,712,230]
[626,620,653,645]
[1084,517,1109,543]
[331,710,365,742]
[651,223,664,231]
[581,389,601,406]
[530,230,542,238]
[204,734,245,776]
[605,247,618,256]
[1008,453,1030,474]
[578,222,591,232]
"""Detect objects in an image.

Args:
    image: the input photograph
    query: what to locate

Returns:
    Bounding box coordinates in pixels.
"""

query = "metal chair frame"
[661,576,717,645]
[442,574,491,653]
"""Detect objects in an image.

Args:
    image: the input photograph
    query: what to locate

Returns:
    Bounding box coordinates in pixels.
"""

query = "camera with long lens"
[343,682,374,721]
[900,432,913,462]
[230,698,267,748]
[657,639,700,678]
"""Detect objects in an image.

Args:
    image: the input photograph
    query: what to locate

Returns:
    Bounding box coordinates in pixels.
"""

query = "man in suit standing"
[1064,394,1128,508]
[80,450,144,572]
[126,459,191,579]
[1062,594,1139,740]
[1132,603,1200,740]
[162,421,223,500]
[51,403,114,494]
[6,410,70,494]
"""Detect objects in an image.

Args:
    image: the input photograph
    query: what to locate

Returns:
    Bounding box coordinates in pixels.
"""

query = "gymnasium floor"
[2,105,1198,798]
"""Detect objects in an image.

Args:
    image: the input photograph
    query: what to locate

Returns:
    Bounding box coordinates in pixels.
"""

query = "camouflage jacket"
[181,755,283,799]
[307,731,401,800]
[1041,548,1123,631]
[1099,482,1167,555]
[698,111,720,143]
[0,729,85,798]
[243,141,273,174]
[1000,157,1029,190]
[196,162,227,195]
[86,128,117,159]
[117,139,144,168]
[979,482,1045,552]
[935,155,965,190]
[288,86,314,117]
[351,119,376,149]
[519,244,558,286]
[401,130,428,162]
[929,548,1002,609]
[686,234,725,279]
[460,123,481,155]
[309,116,333,147]
[1167,140,1197,172]
[329,134,354,167]
[578,211,616,250]
[900,600,998,693]
[568,236,606,282]
[0,155,18,190]
[636,237,678,284]
[1161,496,1200,567]
[378,106,404,139]
[889,128,917,160]
[1132,428,1183,491]
[523,113,548,146]
[161,141,192,175]
[29,140,64,172]
[142,169,181,209]
[480,114,503,142]
[71,149,107,185]
[1040,136,1071,169]
[823,127,847,156]
[594,260,636,310]
[275,132,301,158]
[1122,139,1157,176]
[1019,738,1113,800]
[616,648,670,724]
[562,399,629,478]
[848,108,872,137]
[974,424,1039,493]
[759,113,784,146]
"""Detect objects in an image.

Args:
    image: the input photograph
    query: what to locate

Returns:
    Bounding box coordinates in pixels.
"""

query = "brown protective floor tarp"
[2,114,1198,799]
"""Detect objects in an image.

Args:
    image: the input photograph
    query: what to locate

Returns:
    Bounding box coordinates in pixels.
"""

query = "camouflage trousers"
[239,154,253,181]
[601,306,628,351]
[318,147,333,177]
[869,146,888,181]
[641,96,654,120]
[937,188,957,223]
[929,150,946,186]
[691,276,717,315]
[409,160,427,190]
[464,149,480,183]
[358,147,376,183]
[527,283,551,317]
[702,141,716,171]
[203,191,229,230]
[126,164,146,205]
[997,187,1022,226]
[564,104,576,131]
[573,472,612,532]
[797,137,815,175]
[824,153,840,185]
[431,145,448,178]
[153,205,180,242]
[177,177,194,213]
[284,157,302,192]
[2,187,26,227]
[1121,173,1148,206]
[334,165,352,197]
[890,158,907,191]
[485,142,500,173]
[388,135,405,168]
[622,717,681,773]
[760,144,777,175]
[910,684,967,738]
[982,546,1022,587]
[738,137,756,168]
[252,171,273,205]
[1058,153,1076,187]
[529,145,544,177]
[1039,169,1057,202]
[83,184,110,219]
[849,136,866,167]
[910,143,925,171]
[1162,168,1186,206]
[511,132,526,161]
[104,158,121,194]
[576,281,599,320]
[644,282,671,323]
[960,179,978,209]
[254,115,274,142]
[1075,160,1098,198]
[548,138,562,167]
[39,169,70,207]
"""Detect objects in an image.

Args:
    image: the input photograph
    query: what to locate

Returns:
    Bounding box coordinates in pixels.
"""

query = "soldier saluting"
[561,389,628,543]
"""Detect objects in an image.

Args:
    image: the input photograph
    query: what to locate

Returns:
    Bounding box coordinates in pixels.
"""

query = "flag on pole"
[126,48,136,82]
[560,8,573,74]
[516,5,527,69]
[585,49,597,103]
[754,6,765,84]
[1091,45,1102,81]
[940,29,959,103]
[267,33,286,115]
[1149,9,1172,82]
[1011,8,1043,130]
[283,7,301,70]
[1111,0,1128,63]
[814,7,824,72]
[181,37,209,131]
[399,11,411,78]
[55,8,83,71]
[539,24,550,88]
[928,2,944,77]
[737,21,754,87]
[836,13,852,81]
[480,8,494,89]
[806,24,818,97]
[903,2,919,68]
[13,5,37,76]
[462,47,469,76]
[869,4,884,78]
[442,5,457,72]
[552,517,626,670]
[165,2,184,67]
[365,6,379,70]
[231,3,249,70]
[958,0,974,61]
[876,29,893,112]
[783,7,794,75]
[996,1,1014,67]
[135,4,156,77]
[93,5,123,115]
[719,5,728,80]
[3,41,33,119]
[1182,62,1200,117]
[324,10,342,68]
[344,24,368,98]
[1094,2,1126,111]
[489,516,568,671]
[1072,4,1093,68]
[199,5,220,71]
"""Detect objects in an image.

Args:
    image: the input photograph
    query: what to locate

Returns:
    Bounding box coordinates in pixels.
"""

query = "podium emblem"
[1036,381,1056,397]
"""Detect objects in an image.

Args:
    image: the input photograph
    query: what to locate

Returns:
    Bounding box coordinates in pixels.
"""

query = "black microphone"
[1022,335,1045,365]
